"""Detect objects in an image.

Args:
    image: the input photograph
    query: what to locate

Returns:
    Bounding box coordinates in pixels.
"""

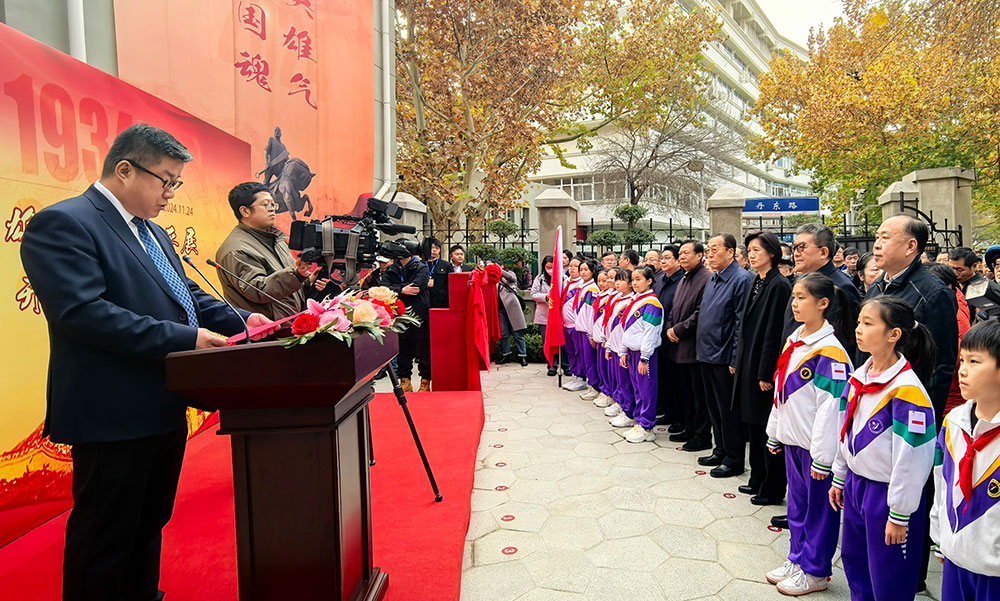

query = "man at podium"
[20,124,273,601]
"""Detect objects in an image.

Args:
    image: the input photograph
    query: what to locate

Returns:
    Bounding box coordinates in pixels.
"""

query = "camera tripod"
[367,363,443,503]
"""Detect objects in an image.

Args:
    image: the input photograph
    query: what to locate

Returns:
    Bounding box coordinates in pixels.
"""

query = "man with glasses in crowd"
[216,181,322,319]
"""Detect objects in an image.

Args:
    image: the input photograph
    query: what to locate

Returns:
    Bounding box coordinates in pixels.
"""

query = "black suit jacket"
[20,186,249,444]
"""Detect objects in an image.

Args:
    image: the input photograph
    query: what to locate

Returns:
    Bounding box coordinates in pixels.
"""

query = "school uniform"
[832,355,936,601]
[574,280,601,390]
[560,277,582,376]
[606,292,634,417]
[591,290,617,398]
[766,322,853,578]
[619,291,664,430]
[930,400,1000,601]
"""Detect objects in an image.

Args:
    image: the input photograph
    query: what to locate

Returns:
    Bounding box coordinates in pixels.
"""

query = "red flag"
[544,226,565,368]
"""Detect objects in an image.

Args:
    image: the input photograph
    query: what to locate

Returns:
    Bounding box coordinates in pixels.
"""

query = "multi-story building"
[517,0,814,243]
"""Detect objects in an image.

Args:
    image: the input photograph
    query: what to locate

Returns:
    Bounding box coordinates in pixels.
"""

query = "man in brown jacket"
[215,181,316,319]
[664,240,712,452]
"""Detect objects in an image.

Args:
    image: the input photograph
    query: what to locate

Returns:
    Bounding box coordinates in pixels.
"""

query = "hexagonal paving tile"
[649,524,718,561]
[574,441,619,459]
[466,510,498,541]
[537,515,605,550]
[472,529,544,566]
[607,466,658,488]
[562,455,613,476]
[558,473,614,496]
[716,541,784,582]
[586,567,673,601]
[600,485,658,512]
[716,578,786,601]
[489,501,551,532]
[506,479,565,505]
[586,535,669,571]
[653,497,717,529]
[652,557,731,601]
[461,559,534,601]
[546,493,616,518]
[521,547,595,593]
[516,462,576,482]
[613,438,660,454]
[548,422,588,436]
[470,488,510,512]
[607,450,664,468]
[513,589,589,601]
[597,508,662,539]
[474,468,518,490]
[705,516,781,546]
[649,478,713,501]
[701,492,764,519]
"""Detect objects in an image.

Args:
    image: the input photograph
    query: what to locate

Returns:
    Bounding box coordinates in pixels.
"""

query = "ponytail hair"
[794,273,856,348]
[634,265,656,282]
[862,295,937,387]
[580,259,601,281]
[616,268,633,286]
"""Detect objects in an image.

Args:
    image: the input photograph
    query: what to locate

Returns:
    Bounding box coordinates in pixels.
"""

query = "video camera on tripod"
[287,196,420,286]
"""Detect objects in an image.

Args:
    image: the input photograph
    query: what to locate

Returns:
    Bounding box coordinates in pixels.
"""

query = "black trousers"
[63,428,187,601]
[537,325,570,371]
[701,363,746,469]
[747,423,787,499]
[656,352,683,423]
[682,362,711,445]
[397,319,431,380]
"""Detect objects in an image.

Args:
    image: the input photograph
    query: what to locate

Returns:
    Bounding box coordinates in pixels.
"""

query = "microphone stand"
[182,255,251,344]
[206,259,301,314]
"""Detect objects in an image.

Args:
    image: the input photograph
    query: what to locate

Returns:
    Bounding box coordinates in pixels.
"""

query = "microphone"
[182,255,251,345]
[375,222,417,235]
[206,259,300,314]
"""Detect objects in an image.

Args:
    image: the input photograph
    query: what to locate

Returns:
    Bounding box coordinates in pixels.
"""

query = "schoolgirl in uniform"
[574,259,602,400]
[560,256,585,391]
[604,269,633,420]
[588,267,617,408]
[931,319,1000,601]
[616,266,664,443]
[830,296,937,601]
[765,273,854,595]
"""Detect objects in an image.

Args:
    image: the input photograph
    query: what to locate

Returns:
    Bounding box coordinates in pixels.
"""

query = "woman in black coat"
[731,230,792,505]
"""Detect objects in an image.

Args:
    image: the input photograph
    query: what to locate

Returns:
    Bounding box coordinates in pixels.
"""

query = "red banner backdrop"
[0,22,252,547]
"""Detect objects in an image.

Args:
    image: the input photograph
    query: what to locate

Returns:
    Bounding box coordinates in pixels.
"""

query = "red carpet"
[0,391,484,601]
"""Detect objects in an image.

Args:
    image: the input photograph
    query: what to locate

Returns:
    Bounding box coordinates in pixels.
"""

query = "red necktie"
[840,363,912,442]
[603,296,624,331]
[959,426,1000,511]
[773,340,805,406]
[621,292,654,325]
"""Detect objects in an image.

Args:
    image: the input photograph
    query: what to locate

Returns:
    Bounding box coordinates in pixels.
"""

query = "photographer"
[387,246,432,392]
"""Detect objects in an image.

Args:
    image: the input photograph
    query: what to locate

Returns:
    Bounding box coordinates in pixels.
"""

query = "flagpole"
[557,348,563,388]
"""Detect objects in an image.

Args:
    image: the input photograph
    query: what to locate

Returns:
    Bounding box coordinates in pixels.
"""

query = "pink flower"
[373,304,392,327]
[307,299,326,316]
[319,308,351,332]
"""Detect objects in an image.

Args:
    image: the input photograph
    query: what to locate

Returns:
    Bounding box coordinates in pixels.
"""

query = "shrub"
[467,244,497,263]
[498,246,533,265]
[586,229,624,249]
[624,228,656,246]
[485,219,518,239]
[614,204,648,226]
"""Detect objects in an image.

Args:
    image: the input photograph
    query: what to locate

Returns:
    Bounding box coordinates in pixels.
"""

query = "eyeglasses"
[251,201,279,211]
[790,242,813,254]
[126,159,184,191]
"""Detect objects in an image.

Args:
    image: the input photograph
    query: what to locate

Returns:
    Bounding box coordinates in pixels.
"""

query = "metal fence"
[418,223,540,257]
[577,217,711,255]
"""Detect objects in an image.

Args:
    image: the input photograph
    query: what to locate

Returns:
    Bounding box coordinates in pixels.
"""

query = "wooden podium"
[166,332,396,601]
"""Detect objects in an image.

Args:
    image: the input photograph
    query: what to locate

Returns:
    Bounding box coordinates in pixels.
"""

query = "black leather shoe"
[547,368,557,376]
[519,356,528,366]
[771,515,789,529]
[669,431,693,442]
[710,465,744,478]
[681,440,711,452]
[667,423,685,434]
[751,495,781,506]
[655,414,669,426]
[698,453,725,466]
[738,484,756,495]
[497,354,512,364]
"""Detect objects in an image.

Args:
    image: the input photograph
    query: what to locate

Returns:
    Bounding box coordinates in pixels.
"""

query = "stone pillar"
[534,188,579,259]
[877,179,919,222]
[706,187,746,238]
[878,167,973,244]
[388,192,426,241]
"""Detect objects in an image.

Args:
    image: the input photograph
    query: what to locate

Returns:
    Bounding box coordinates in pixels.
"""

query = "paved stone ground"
[459,363,943,601]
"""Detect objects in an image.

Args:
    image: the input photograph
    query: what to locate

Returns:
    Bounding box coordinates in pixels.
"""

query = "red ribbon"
[959,426,1000,511]
[773,340,805,407]
[840,362,911,442]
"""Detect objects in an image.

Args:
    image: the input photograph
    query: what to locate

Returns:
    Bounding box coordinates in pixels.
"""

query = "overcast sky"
[752,0,845,49]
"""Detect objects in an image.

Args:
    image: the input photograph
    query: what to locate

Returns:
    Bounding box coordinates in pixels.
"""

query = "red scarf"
[603,294,628,331]
[621,292,655,326]
[840,362,912,442]
[574,280,593,311]
[773,340,806,407]
[959,425,1000,511]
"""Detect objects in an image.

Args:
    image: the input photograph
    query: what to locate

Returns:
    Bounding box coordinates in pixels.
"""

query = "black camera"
[287,196,418,285]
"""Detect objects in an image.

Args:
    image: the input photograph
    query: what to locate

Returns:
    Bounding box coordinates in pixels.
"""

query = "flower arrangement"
[281,286,421,348]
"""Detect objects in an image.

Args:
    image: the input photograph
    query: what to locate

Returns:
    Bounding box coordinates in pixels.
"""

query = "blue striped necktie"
[131,217,198,327]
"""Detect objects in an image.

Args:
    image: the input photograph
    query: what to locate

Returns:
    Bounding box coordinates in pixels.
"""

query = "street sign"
[743,196,820,216]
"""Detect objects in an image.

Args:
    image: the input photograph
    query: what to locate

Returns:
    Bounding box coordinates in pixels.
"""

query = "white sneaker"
[593,393,613,408]
[604,402,621,417]
[580,387,600,401]
[766,561,801,585]
[563,377,587,392]
[776,570,828,596]
[609,413,636,428]
[624,424,655,443]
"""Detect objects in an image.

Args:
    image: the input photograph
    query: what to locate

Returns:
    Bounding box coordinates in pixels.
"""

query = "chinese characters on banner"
[237,1,318,110]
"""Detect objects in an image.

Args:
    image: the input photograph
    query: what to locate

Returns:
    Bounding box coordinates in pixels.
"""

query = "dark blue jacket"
[782,259,861,358]
[20,186,249,444]
[697,260,752,365]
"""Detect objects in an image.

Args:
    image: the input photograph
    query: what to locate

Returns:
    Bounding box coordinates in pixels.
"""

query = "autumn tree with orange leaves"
[395,0,719,235]
[751,0,1000,238]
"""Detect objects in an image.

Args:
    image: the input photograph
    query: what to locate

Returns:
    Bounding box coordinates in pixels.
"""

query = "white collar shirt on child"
[619,291,664,360]
[766,322,853,475]
[605,292,634,355]
[591,290,617,343]
[574,280,601,333]
[930,399,1000,576]
[561,277,582,328]
[831,354,936,526]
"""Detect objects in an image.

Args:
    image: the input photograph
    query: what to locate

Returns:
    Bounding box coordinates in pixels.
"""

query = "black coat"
[426,258,452,308]
[732,269,792,424]
[666,264,711,364]
[386,258,430,316]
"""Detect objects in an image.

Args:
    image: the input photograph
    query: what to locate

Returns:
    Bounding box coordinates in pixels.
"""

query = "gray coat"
[499,270,528,331]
